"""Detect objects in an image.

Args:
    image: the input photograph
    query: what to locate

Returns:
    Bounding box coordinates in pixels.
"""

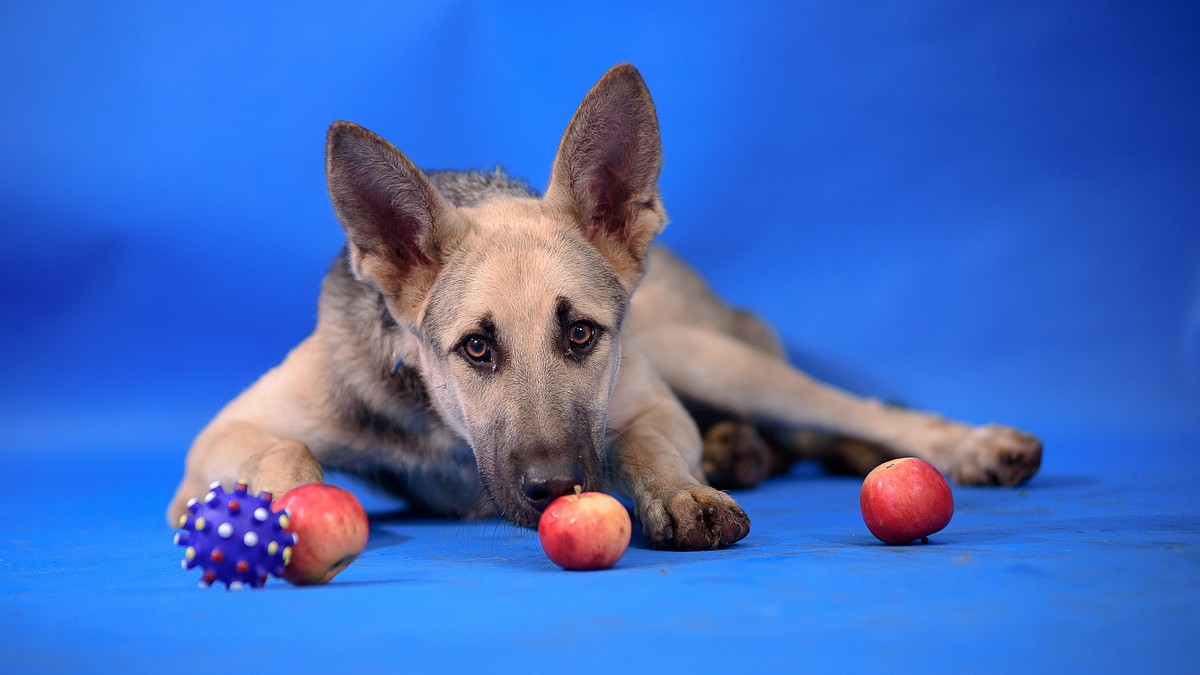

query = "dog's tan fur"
[168,64,1041,550]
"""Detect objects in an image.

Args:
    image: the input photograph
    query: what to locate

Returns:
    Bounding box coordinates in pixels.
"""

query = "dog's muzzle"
[519,459,585,513]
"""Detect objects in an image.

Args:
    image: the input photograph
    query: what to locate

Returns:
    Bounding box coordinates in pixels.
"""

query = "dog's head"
[325,64,666,527]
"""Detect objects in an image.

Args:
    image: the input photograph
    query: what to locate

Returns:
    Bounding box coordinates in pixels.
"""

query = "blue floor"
[3,430,1196,673]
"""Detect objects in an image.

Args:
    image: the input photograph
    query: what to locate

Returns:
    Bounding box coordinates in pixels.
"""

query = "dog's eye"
[566,322,596,350]
[462,335,493,363]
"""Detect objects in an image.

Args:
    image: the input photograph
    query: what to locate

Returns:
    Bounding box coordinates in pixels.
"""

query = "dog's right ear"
[326,121,469,318]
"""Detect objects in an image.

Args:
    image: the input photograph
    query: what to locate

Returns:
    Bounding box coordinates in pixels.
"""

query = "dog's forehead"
[458,198,554,237]
[425,201,625,341]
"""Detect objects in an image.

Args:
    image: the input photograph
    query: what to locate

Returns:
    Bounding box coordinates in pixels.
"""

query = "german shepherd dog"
[167,64,1041,550]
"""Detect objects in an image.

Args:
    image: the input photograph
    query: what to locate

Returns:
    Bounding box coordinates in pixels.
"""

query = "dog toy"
[174,480,297,589]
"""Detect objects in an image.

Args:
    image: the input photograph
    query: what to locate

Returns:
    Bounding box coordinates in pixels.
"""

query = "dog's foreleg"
[165,339,328,526]
[638,326,1041,486]
[166,421,323,526]
[606,341,751,550]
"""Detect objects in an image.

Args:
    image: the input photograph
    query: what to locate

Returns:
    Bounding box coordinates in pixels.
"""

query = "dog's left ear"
[545,64,667,288]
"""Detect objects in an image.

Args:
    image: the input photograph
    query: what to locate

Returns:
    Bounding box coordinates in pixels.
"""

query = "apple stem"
[921,536,929,544]
[573,485,582,497]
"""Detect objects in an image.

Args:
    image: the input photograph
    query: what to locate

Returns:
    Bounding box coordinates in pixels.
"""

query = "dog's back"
[425,169,538,207]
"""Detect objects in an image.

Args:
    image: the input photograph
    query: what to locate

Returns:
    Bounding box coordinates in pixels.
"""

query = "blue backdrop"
[2,3,1199,672]
[3,2,1196,466]
[2,2,1198,465]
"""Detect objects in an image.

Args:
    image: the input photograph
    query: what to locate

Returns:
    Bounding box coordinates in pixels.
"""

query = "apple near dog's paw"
[271,483,369,585]
[860,458,954,545]
[538,487,631,570]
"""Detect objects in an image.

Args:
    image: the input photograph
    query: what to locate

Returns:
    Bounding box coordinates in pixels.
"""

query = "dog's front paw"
[639,485,750,550]
[947,424,1042,487]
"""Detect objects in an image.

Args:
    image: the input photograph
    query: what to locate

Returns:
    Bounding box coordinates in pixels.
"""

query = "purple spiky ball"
[174,480,297,589]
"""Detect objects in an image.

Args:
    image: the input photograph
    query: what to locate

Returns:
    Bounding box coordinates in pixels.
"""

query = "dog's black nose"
[521,461,584,512]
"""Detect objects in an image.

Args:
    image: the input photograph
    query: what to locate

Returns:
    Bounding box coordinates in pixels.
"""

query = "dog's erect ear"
[326,121,469,317]
[545,64,667,287]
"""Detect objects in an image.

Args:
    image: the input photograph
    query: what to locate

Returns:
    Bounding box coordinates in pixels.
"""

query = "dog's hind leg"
[681,302,802,488]
[633,250,883,487]
[638,326,1042,486]
[676,299,885,487]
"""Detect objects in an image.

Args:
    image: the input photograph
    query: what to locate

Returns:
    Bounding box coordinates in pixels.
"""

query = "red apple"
[860,457,954,545]
[537,487,631,570]
[272,483,369,585]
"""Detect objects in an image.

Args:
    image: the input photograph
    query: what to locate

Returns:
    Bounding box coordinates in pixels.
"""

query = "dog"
[167,64,1041,550]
